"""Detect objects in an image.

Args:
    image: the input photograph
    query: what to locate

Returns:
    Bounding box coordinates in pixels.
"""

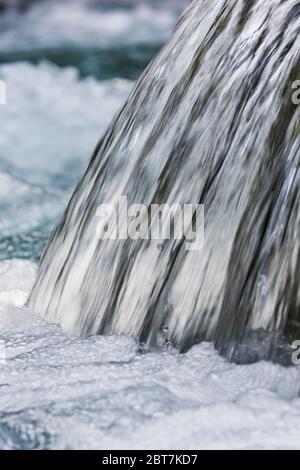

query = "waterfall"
[29,0,300,363]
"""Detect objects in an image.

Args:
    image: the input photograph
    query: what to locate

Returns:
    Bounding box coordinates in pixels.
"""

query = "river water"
[0,0,300,450]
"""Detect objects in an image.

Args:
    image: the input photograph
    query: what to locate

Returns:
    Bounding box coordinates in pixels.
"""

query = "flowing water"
[29,0,300,364]
[1,0,300,450]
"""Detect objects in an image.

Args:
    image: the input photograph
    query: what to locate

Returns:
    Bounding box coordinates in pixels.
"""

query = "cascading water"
[29,0,300,364]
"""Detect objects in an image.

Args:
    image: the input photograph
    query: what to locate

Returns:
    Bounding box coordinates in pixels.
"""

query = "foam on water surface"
[0,259,36,309]
[0,0,183,51]
[0,0,300,451]
[0,260,300,450]
[0,0,188,81]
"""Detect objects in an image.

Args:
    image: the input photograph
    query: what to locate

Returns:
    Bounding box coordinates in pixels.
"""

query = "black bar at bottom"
[0,450,296,465]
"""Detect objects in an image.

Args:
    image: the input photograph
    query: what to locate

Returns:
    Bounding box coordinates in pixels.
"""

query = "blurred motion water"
[0,0,187,260]
[1,0,300,451]
[29,0,300,364]
[1,260,300,450]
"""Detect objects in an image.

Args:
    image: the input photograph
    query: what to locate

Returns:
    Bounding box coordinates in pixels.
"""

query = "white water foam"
[0,62,132,244]
[0,259,300,450]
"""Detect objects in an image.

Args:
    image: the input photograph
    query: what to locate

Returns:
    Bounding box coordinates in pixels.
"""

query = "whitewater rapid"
[0,62,133,259]
[0,0,183,51]
[0,259,300,449]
